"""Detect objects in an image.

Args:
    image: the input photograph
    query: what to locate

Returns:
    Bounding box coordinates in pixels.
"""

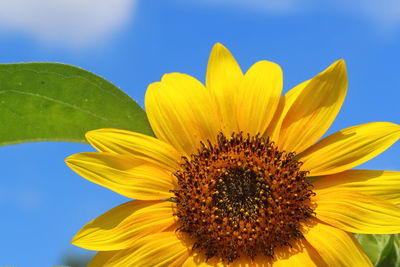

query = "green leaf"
[355,234,400,267]
[0,63,153,146]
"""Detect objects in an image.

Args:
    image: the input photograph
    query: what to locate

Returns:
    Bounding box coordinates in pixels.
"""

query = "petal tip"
[337,58,346,65]
[161,72,190,83]
[71,235,80,245]
[253,60,282,73]
[85,128,116,143]
[71,233,87,249]
[210,42,233,57]
[333,59,347,71]
[64,153,84,167]
[85,130,98,143]
[64,155,74,165]
[146,81,162,92]
[212,42,226,50]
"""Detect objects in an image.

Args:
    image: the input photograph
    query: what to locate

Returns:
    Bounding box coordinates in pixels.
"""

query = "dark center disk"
[172,133,315,263]
[213,168,264,222]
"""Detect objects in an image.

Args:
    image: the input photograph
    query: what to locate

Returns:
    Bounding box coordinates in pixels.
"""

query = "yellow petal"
[180,256,198,267]
[182,247,322,267]
[145,73,221,156]
[276,60,347,153]
[232,258,257,267]
[72,200,176,250]
[300,122,400,176]
[65,152,174,200]
[88,251,116,267]
[273,243,325,267]
[206,43,243,135]
[86,128,181,171]
[314,169,400,205]
[182,245,323,267]
[182,243,322,267]
[265,80,307,143]
[314,189,400,234]
[182,252,225,267]
[107,232,190,266]
[237,61,283,136]
[305,222,372,266]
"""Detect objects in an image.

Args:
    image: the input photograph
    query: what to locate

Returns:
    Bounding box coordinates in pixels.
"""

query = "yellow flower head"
[66,43,400,266]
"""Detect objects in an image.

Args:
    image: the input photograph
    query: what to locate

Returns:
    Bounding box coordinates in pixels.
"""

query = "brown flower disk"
[172,133,315,263]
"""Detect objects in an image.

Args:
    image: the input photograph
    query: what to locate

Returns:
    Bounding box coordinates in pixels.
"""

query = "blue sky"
[0,1,399,266]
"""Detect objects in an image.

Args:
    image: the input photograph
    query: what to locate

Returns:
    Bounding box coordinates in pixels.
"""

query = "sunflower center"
[213,167,265,221]
[172,133,315,263]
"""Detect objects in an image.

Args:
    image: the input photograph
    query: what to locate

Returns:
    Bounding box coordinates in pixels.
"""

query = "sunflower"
[66,43,400,266]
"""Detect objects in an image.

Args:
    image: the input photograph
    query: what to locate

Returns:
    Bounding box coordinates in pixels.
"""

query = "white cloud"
[334,0,400,31]
[0,0,136,48]
[185,0,400,33]
[192,0,307,14]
